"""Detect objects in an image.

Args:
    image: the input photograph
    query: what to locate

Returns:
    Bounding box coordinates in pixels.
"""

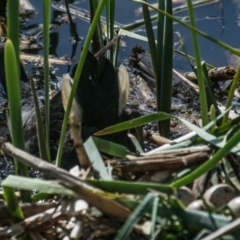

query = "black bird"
[0,42,141,169]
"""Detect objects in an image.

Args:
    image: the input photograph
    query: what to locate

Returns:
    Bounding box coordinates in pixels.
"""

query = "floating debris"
[20,53,74,65]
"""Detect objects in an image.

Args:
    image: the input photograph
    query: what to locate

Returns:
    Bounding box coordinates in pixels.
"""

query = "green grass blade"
[42,0,51,160]
[87,179,175,195]
[115,193,157,240]
[84,137,112,180]
[186,0,208,126]
[93,137,136,158]
[151,196,159,240]
[3,186,24,223]
[127,133,144,154]
[29,76,49,161]
[4,40,31,202]
[7,0,19,76]
[158,0,173,137]
[4,41,25,153]
[56,0,108,167]
[2,175,75,196]
[141,0,157,78]
[95,112,172,136]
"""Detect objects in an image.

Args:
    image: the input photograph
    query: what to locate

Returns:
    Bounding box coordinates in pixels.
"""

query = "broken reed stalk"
[1,142,131,220]
[116,152,209,172]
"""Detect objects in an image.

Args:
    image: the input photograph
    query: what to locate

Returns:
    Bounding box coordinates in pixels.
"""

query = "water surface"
[27,0,240,77]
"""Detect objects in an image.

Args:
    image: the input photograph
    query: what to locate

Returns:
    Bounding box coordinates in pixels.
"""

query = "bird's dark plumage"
[0,44,140,170]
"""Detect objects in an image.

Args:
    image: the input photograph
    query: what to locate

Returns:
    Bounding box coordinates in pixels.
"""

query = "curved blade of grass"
[29,76,49,161]
[133,0,240,57]
[158,0,173,137]
[87,179,175,195]
[2,175,75,196]
[127,133,143,154]
[118,28,151,42]
[93,136,136,158]
[3,186,24,223]
[42,0,51,160]
[115,193,158,240]
[5,43,25,151]
[84,137,112,180]
[4,40,30,202]
[56,0,108,167]
[7,0,31,204]
[7,0,19,76]
[151,196,159,240]
[171,126,240,188]
[95,112,171,136]
[213,115,240,139]
[141,0,157,78]
[186,0,208,126]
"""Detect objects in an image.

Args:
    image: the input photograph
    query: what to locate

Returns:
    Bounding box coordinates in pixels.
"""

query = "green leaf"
[115,193,158,240]
[42,0,51,159]
[95,112,172,136]
[84,137,112,180]
[3,186,24,223]
[87,179,175,195]
[93,137,135,158]
[2,175,75,196]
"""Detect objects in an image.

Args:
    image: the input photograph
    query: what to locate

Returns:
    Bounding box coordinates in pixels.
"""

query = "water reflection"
[23,0,240,77]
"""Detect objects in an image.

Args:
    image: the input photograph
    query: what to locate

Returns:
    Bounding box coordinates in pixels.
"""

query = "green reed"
[42,0,51,160]
[5,0,31,202]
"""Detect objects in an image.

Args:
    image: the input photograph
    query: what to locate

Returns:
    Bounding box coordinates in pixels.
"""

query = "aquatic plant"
[3,0,240,239]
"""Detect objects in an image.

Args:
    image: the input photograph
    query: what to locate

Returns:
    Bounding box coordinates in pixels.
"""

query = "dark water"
[26,0,240,79]
[173,0,240,71]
